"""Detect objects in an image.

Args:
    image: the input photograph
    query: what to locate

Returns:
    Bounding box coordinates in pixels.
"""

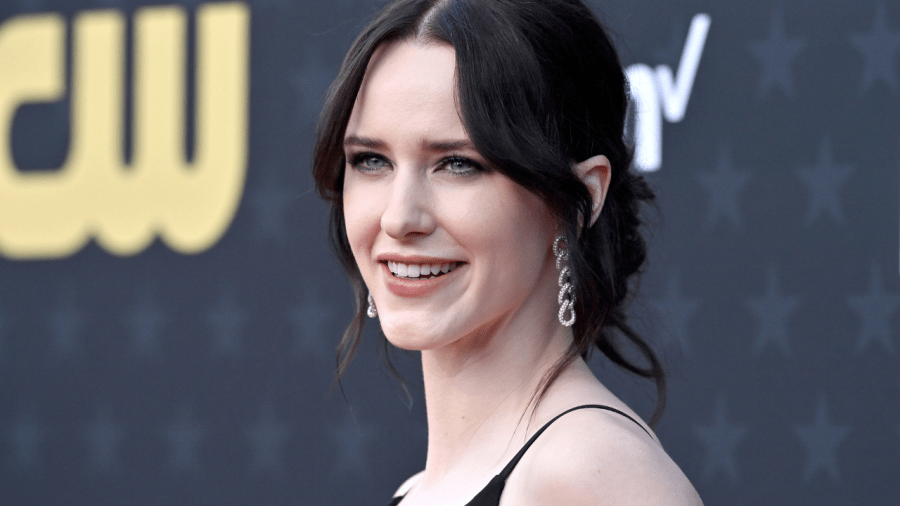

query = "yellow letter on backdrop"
[0,2,249,259]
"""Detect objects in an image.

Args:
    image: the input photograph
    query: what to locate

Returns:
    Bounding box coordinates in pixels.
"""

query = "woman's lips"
[386,260,461,279]
[381,261,463,297]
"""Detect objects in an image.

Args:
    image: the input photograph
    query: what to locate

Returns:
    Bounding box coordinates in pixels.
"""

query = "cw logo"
[0,2,249,260]
[628,14,711,172]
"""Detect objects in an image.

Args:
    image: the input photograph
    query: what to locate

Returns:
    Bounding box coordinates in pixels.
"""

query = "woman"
[313,0,702,504]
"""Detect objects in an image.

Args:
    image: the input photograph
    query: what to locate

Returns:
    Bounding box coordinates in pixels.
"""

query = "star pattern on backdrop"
[794,393,850,483]
[693,395,749,483]
[206,288,249,358]
[748,10,806,98]
[124,292,167,360]
[745,267,800,357]
[247,172,296,242]
[796,138,853,228]
[330,412,374,477]
[648,272,701,357]
[0,2,897,504]
[48,299,87,358]
[245,404,292,476]
[85,408,124,474]
[847,261,899,354]
[695,144,750,230]
[164,405,207,474]
[850,3,900,92]
[290,51,336,125]
[8,412,44,474]
[288,290,336,361]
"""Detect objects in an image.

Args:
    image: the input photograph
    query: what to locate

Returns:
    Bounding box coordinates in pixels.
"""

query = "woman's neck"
[418,303,573,481]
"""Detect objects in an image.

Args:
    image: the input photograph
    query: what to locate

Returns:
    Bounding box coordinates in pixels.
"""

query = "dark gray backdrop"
[1,0,898,505]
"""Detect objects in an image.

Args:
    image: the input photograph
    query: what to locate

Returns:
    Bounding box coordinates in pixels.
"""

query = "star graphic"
[290,52,337,125]
[847,262,899,354]
[48,299,87,358]
[246,404,291,476]
[648,272,701,356]
[796,138,853,227]
[164,405,206,474]
[247,173,296,242]
[85,408,124,473]
[8,412,45,474]
[748,10,805,98]
[206,289,249,358]
[795,393,850,483]
[745,267,800,357]
[695,144,750,230]
[124,292,167,360]
[850,3,900,92]
[330,412,374,477]
[288,291,336,361]
[693,395,749,483]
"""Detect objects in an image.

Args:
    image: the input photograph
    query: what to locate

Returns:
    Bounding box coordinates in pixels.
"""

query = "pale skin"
[342,39,702,506]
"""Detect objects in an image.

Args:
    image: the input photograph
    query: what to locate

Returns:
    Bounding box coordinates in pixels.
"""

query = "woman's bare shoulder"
[508,408,703,506]
[393,470,424,498]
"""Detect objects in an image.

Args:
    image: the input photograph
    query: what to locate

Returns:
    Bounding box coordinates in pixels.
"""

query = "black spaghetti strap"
[388,404,654,506]
[497,404,652,480]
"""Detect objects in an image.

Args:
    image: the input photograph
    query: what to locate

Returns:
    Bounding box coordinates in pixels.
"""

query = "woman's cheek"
[342,182,378,273]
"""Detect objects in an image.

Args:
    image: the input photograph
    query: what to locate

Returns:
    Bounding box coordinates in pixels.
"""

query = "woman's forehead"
[361,40,456,106]
[346,40,465,144]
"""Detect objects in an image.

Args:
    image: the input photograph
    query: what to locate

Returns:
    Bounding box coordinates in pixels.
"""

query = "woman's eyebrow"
[343,135,385,149]
[422,139,476,152]
[344,136,476,153]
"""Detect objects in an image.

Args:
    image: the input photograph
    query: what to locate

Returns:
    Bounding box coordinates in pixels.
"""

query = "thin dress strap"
[388,404,653,506]
[497,404,652,480]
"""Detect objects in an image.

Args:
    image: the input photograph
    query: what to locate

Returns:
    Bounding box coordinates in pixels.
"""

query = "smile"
[387,261,460,280]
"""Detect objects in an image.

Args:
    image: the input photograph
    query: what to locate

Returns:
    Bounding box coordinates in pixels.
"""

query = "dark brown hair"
[313,0,666,425]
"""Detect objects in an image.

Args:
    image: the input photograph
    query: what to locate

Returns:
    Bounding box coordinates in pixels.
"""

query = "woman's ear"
[574,155,611,227]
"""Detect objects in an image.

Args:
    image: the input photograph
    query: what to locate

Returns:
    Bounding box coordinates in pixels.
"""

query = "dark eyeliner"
[442,155,486,176]
[348,151,387,172]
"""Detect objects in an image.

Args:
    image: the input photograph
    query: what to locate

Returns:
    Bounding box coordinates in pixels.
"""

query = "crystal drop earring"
[554,236,575,326]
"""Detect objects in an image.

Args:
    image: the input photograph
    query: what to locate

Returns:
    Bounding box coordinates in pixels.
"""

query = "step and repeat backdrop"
[0,0,897,505]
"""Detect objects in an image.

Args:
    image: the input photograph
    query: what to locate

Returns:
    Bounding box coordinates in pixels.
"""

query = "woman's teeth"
[387,261,458,279]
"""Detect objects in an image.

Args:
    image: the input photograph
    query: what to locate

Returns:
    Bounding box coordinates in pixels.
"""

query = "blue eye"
[443,157,484,176]
[349,153,389,173]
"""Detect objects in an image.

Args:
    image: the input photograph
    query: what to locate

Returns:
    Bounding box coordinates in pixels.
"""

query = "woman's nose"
[380,170,435,239]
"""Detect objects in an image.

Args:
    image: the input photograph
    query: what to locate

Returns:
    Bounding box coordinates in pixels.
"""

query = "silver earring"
[554,236,575,327]
[366,292,377,318]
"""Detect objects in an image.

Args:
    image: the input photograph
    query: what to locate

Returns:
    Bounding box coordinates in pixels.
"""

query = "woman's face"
[342,40,559,351]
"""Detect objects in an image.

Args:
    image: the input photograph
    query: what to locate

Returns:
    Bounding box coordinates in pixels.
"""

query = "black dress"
[387,404,652,506]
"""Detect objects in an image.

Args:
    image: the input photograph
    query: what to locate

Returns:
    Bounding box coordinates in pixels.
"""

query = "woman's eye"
[350,153,389,172]
[442,157,483,176]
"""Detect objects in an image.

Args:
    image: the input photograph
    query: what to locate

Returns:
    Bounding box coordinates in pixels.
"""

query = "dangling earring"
[554,236,575,327]
[366,292,378,318]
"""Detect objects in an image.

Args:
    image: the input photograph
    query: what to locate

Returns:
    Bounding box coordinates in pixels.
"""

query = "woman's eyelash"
[441,156,486,175]
[348,152,388,171]
[347,152,487,175]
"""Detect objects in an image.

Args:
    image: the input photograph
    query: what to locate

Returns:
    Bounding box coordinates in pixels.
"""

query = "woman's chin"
[379,317,454,352]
